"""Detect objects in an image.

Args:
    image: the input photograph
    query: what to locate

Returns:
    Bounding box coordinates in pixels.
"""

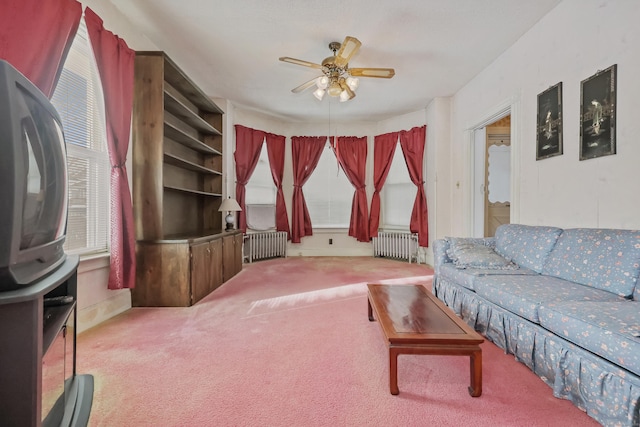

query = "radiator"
[244,231,288,263]
[372,232,418,263]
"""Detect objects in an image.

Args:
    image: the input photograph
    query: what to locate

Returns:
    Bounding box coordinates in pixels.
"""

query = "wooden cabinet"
[133,232,239,307]
[131,51,240,307]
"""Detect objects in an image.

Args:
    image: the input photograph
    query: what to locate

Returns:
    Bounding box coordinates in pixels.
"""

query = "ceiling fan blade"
[291,77,320,93]
[279,57,324,70]
[333,36,361,68]
[348,68,395,78]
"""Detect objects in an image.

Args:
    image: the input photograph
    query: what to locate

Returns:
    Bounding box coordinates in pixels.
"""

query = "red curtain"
[399,125,429,247]
[291,136,326,243]
[369,132,399,239]
[265,132,291,239]
[85,8,136,290]
[234,125,266,232]
[0,0,82,97]
[331,136,369,242]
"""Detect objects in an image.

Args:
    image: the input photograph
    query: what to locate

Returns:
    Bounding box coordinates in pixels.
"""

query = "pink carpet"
[78,257,599,426]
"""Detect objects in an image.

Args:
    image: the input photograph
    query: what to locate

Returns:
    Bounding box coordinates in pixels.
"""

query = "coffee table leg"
[368,297,374,321]
[389,347,400,395]
[468,348,482,397]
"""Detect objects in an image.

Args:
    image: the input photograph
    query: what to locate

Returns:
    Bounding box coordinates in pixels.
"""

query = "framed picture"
[580,64,617,160]
[536,82,563,160]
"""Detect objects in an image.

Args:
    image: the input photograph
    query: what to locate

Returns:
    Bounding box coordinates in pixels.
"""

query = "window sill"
[379,226,411,233]
[77,252,110,274]
[311,227,349,233]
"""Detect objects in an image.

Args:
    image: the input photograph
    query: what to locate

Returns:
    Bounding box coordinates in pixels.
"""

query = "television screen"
[0,60,68,289]
[20,87,68,250]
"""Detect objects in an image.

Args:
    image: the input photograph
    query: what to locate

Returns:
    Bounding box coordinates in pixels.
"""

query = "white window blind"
[51,19,110,255]
[244,142,276,205]
[381,143,416,229]
[304,142,352,228]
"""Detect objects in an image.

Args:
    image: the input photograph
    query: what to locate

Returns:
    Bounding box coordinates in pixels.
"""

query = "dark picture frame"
[536,82,563,160]
[580,64,617,160]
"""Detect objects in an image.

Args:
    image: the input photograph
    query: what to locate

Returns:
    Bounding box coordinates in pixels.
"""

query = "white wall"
[449,0,640,236]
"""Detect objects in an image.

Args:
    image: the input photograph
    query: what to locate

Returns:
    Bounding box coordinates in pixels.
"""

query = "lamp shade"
[219,197,242,212]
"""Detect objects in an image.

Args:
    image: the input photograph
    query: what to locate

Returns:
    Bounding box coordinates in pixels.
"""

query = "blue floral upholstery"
[433,224,640,426]
[538,301,640,377]
[474,275,624,323]
[434,279,640,427]
[542,228,640,298]
[494,224,563,273]
[439,263,537,291]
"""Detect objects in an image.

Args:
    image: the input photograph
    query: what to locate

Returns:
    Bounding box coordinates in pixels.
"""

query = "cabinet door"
[190,241,211,304]
[233,233,243,276]
[222,235,235,282]
[134,242,190,306]
[209,238,223,292]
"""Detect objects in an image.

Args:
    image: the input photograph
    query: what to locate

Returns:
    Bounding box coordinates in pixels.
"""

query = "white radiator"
[372,232,418,263]
[244,231,288,263]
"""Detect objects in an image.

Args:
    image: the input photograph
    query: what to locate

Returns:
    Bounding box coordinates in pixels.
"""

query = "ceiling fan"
[279,36,395,102]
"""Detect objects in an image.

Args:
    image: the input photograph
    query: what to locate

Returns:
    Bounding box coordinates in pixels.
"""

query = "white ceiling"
[110,0,562,123]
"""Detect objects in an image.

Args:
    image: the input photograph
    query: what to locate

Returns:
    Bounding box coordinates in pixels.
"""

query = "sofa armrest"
[433,237,497,275]
[433,239,451,276]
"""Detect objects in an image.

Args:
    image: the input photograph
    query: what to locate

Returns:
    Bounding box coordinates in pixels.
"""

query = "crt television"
[0,60,68,290]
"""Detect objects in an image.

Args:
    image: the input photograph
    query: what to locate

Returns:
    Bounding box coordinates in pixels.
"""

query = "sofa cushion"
[474,274,624,324]
[494,224,563,273]
[542,228,640,298]
[446,237,516,270]
[538,301,640,377]
[439,263,538,291]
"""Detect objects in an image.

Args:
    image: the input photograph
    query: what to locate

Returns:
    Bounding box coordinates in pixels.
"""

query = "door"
[484,125,511,237]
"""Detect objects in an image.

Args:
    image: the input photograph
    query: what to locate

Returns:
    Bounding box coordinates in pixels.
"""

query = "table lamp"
[219,197,242,231]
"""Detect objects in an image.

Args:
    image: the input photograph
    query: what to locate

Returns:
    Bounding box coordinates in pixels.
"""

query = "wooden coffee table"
[367,284,484,396]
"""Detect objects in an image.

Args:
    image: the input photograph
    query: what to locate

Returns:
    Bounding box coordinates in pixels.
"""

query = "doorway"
[472,115,511,237]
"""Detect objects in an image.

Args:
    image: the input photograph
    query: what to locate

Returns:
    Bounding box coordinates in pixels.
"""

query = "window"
[244,142,276,205]
[51,20,110,255]
[381,144,416,230]
[304,142,353,228]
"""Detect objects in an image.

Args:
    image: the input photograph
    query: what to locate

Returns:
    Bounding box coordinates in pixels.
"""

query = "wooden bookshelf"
[132,51,241,307]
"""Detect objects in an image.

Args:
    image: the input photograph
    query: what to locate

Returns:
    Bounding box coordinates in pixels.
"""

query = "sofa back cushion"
[542,228,640,298]
[494,224,563,273]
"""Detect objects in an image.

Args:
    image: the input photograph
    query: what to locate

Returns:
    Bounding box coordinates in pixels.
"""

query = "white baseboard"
[77,290,131,334]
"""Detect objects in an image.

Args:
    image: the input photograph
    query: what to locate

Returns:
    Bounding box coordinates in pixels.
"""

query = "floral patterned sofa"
[433,224,640,427]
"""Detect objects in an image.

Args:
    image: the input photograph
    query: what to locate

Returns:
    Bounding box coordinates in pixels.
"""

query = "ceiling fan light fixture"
[338,78,355,102]
[280,36,394,102]
[316,75,329,90]
[346,76,359,91]
[327,81,342,97]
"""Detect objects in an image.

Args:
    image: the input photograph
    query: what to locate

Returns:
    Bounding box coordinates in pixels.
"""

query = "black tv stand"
[0,255,93,426]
